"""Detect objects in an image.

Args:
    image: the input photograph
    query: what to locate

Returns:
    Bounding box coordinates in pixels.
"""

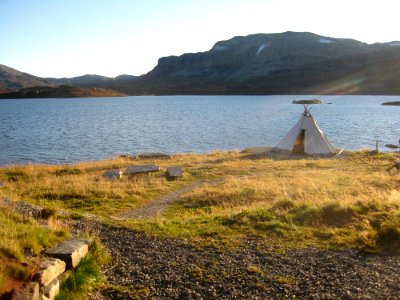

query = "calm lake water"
[0,95,399,165]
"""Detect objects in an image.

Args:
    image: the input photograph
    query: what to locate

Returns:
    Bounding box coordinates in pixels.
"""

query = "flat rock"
[382,101,400,106]
[292,99,322,104]
[33,258,66,286]
[46,238,89,269]
[102,169,123,180]
[166,167,183,180]
[124,164,160,175]
[136,152,172,160]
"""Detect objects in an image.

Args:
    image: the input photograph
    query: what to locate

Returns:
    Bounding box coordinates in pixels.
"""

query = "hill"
[0,85,126,98]
[0,64,57,92]
[1,32,400,95]
[107,32,400,95]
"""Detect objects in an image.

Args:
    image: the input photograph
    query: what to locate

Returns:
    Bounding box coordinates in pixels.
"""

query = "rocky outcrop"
[104,32,400,95]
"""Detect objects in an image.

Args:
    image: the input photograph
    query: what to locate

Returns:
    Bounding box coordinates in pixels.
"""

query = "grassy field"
[1,150,399,254]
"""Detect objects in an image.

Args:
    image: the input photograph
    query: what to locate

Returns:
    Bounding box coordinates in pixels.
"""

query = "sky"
[1,0,400,78]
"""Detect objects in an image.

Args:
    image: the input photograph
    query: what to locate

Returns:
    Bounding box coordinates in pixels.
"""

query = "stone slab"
[124,164,160,175]
[33,258,66,286]
[166,167,183,180]
[136,152,172,160]
[46,238,89,269]
[102,169,123,180]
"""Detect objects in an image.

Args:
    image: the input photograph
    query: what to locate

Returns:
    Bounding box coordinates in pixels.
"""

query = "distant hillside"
[0,85,127,99]
[0,64,57,92]
[1,32,400,95]
[105,32,400,95]
[47,74,115,86]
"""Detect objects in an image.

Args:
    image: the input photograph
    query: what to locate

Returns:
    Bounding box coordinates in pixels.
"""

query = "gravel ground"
[79,222,400,300]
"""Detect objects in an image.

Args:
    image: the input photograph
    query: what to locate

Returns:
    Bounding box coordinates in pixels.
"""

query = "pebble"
[73,221,400,299]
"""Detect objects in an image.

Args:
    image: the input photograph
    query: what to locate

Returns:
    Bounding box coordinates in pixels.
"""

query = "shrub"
[5,171,28,182]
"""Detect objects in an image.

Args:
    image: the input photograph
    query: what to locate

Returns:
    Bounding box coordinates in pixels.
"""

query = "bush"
[5,171,28,182]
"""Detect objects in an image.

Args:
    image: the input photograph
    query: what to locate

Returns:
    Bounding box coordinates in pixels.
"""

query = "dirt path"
[117,180,219,219]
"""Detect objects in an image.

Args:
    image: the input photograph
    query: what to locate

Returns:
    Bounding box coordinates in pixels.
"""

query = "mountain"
[1,32,400,95]
[103,32,400,95]
[0,64,57,92]
[0,85,126,99]
[47,74,114,86]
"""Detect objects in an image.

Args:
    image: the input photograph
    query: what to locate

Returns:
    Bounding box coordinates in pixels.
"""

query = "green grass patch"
[56,237,110,300]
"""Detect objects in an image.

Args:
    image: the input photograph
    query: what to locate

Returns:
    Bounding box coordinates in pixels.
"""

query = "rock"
[382,101,400,106]
[46,238,89,269]
[33,258,66,286]
[23,247,34,257]
[137,153,172,160]
[124,164,160,175]
[166,167,183,180]
[292,99,322,104]
[385,144,399,149]
[102,169,123,180]
[6,282,39,300]
[0,180,4,187]
[43,279,60,300]
[395,161,400,169]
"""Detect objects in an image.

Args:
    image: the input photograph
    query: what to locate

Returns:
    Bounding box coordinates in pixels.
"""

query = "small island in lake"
[292,99,322,104]
[0,85,126,99]
[382,101,400,106]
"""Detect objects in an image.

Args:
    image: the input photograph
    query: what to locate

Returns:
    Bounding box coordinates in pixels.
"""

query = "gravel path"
[116,180,217,219]
[80,222,400,300]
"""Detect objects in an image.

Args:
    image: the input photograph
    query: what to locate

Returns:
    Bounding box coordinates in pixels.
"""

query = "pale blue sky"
[1,0,399,78]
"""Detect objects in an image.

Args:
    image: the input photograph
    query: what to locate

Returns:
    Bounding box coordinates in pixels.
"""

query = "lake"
[0,95,399,165]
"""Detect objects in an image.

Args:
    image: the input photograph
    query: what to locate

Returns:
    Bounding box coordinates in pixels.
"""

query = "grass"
[1,150,399,254]
[0,206,67,294]
[56,237,110,300]
[0,206,66,261]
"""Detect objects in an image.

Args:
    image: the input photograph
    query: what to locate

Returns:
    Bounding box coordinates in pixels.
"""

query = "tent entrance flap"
[291,129,305,154]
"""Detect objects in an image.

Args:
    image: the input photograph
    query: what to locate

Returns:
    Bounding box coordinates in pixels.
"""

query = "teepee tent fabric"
[273,106,335,155]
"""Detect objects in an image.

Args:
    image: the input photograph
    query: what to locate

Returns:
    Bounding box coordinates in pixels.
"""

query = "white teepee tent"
[273,106,336,155]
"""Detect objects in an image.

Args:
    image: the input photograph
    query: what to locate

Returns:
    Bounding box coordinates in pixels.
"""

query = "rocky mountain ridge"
[1,32,400,95]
